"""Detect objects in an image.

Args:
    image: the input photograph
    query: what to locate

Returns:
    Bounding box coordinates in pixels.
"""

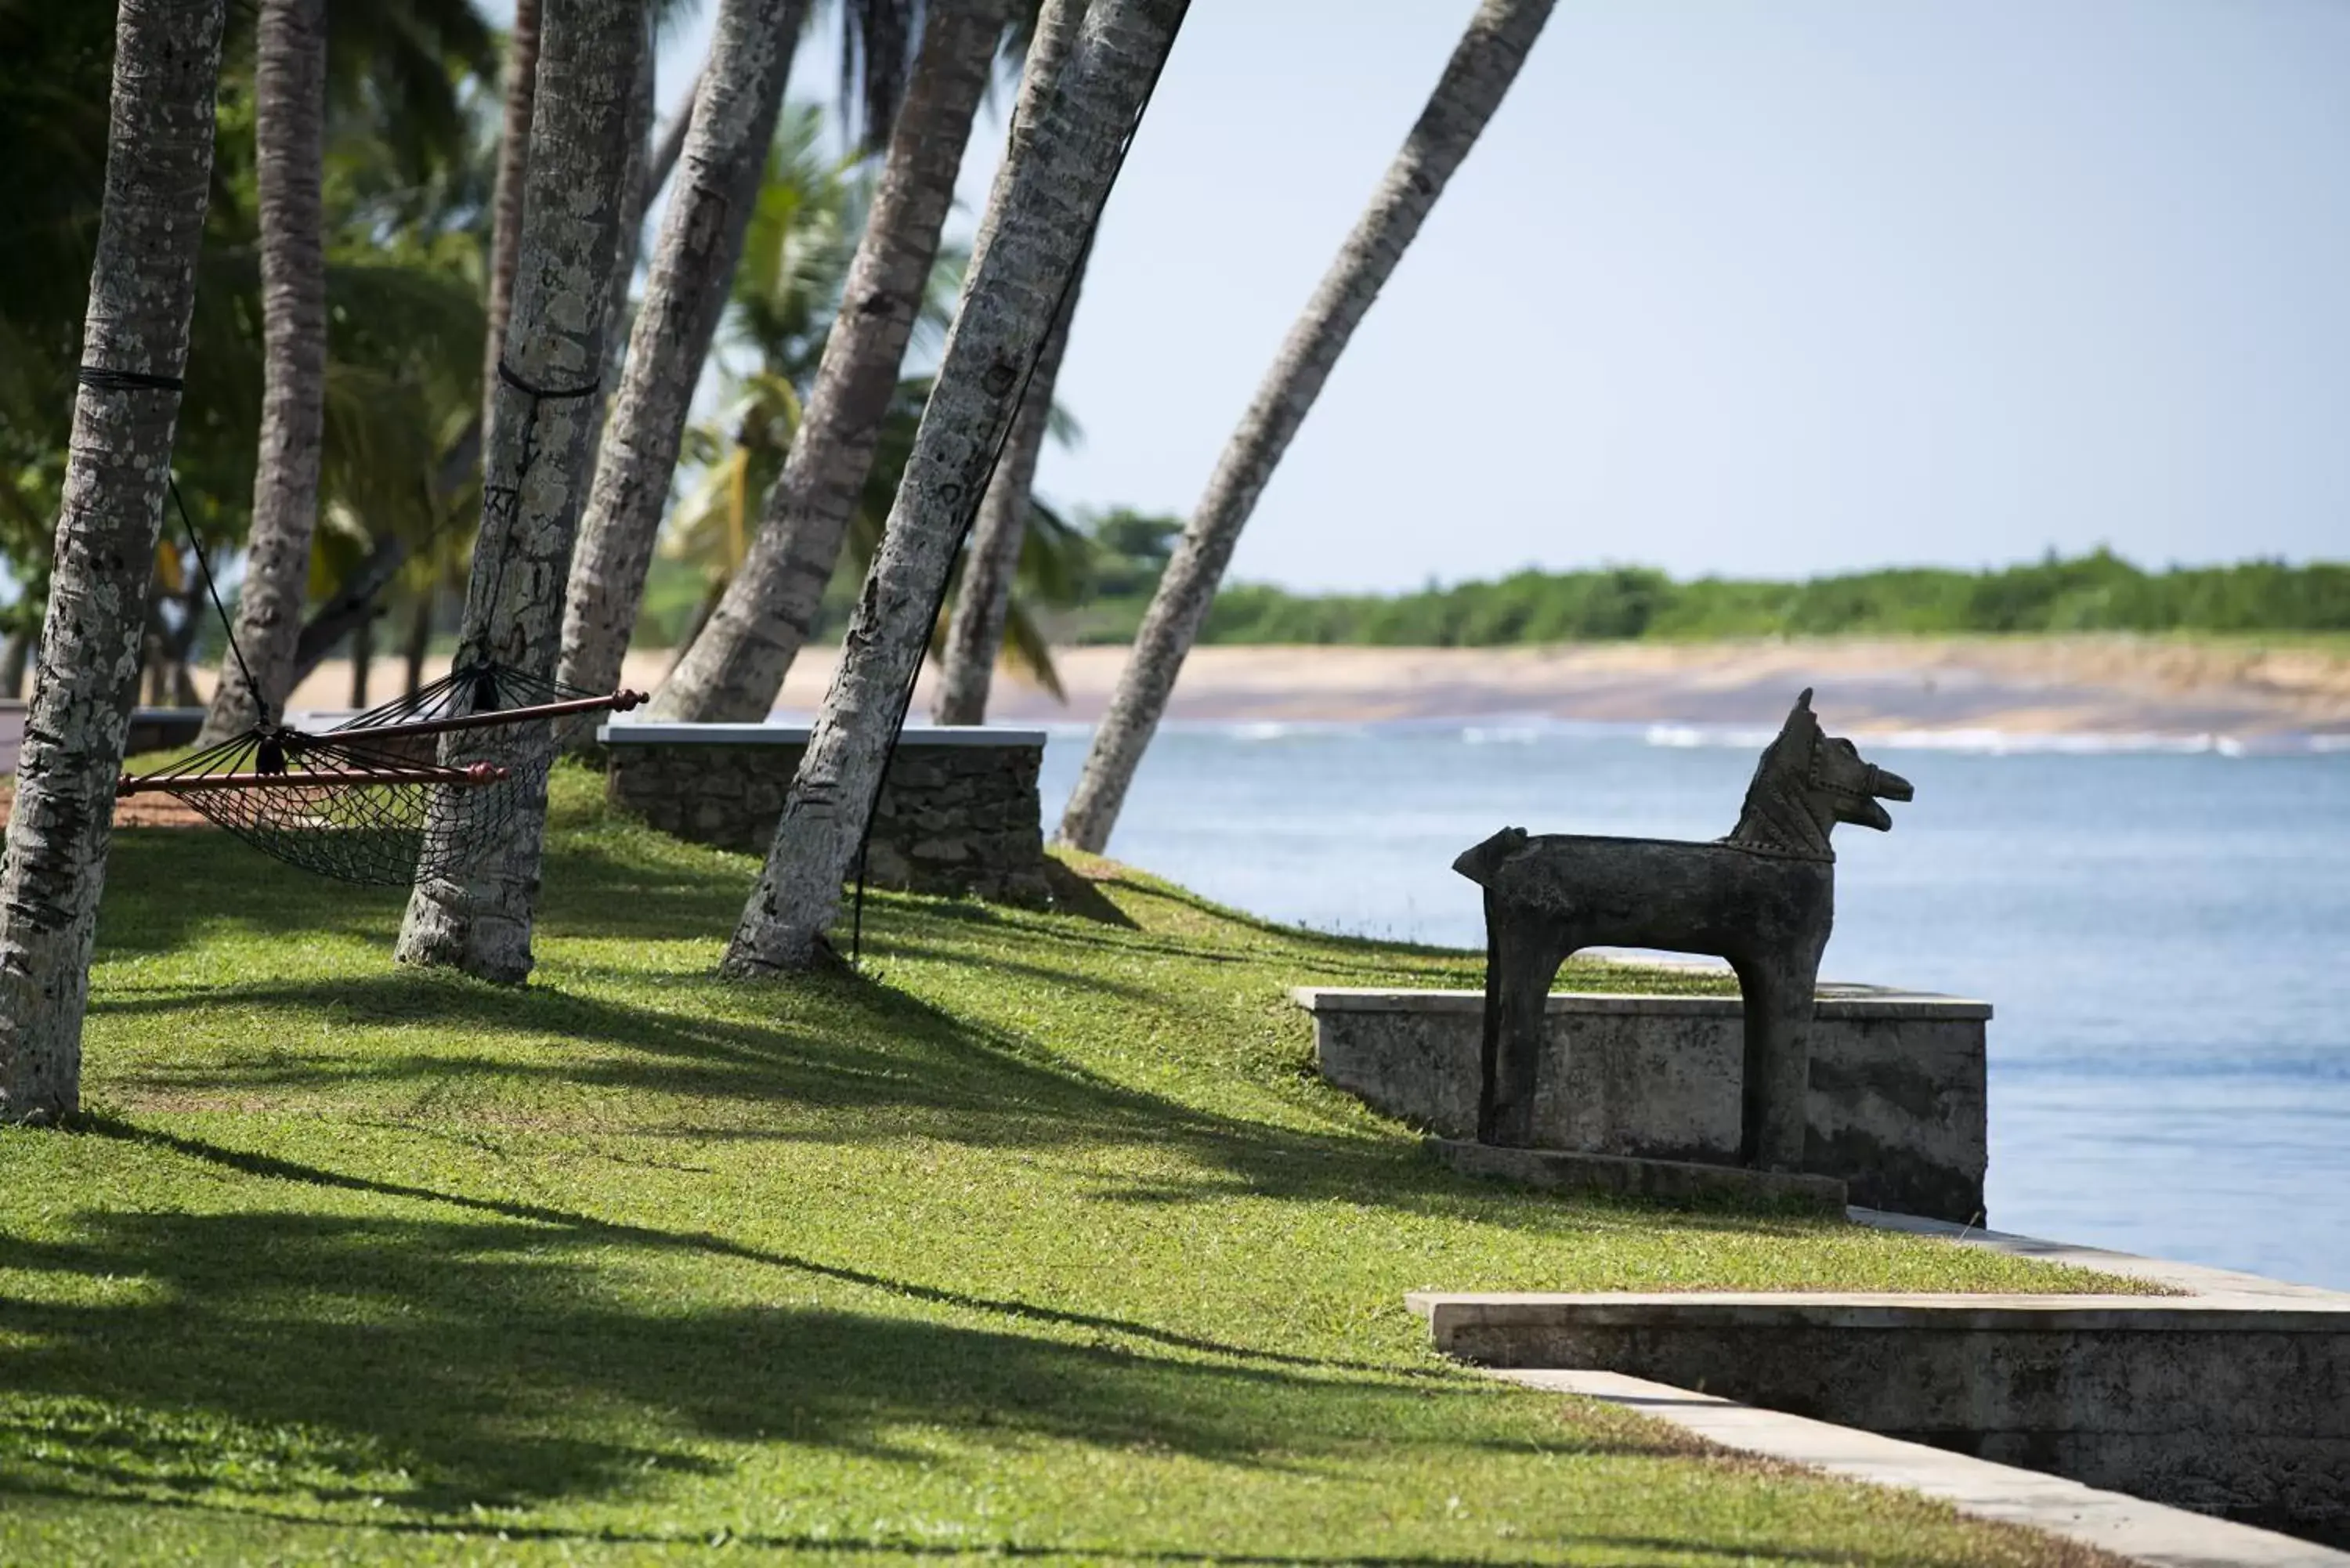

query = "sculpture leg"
[1478,898,1573,1147]
[1733,954,1817,1171]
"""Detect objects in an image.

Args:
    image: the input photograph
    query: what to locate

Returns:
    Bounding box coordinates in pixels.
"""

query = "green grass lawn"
[0,766,2135,1566]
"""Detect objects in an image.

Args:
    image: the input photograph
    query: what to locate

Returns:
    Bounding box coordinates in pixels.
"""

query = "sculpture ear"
[1796,687,1813,711]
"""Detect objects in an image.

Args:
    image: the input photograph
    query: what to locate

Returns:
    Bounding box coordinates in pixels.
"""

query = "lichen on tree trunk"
[394,0,646,986]
[0,0,229,1125]
[200,0,328,745]
[647,0,1010,726]
[723,0,1188,977]
[557,0,811,706]
[1058,0,1556,854]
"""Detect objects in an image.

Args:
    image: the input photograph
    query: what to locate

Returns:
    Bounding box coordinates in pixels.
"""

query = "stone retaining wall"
[601,724,1049,902]
[1413,1290,2350,1542]
[1294,985,1989,1223]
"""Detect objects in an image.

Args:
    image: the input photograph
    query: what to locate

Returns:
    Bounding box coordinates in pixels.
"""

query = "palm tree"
[651,112,1076,697]
[478,0,539,453]
[395,0,646,985]
[198,0,329,746]
[648,0,1013,724]
[557,0,812,705]
[0,0,230,1124]
[931,0,1084,724]
[721,0,1186,978]
[1057,0,1556,853]
[651,105,893,661]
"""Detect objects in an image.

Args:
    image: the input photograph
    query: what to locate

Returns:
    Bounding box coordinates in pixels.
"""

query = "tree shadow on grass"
[85,963,1212,1151]
[871,894,1480,986]
[0,1199,2048,1568]
[82,953,1848,1281]
[94,829,754,962]
[0,1201,1691,1519]
[2,1487,1988,1568]
[83,956,1837,1248]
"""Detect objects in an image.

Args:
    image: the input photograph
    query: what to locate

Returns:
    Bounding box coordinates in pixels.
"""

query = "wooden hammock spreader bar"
[118,762,513,797]
[324,688,648,746]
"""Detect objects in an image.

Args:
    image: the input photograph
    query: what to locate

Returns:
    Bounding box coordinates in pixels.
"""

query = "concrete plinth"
[1295,985,1988,1223]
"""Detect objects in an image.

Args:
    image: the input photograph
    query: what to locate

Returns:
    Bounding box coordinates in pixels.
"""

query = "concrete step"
[1409,1287,2350,1546]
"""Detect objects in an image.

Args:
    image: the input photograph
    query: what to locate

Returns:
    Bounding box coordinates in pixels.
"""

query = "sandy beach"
[269,634,2350,738]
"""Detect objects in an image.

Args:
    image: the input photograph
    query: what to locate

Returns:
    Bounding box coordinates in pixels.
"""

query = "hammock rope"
[118,660,644,886]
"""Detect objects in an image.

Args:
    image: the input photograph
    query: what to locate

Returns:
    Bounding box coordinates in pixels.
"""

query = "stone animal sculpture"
[1452,690,1913,1169]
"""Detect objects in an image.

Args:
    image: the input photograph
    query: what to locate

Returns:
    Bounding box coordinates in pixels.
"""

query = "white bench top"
[597,721,1047,747]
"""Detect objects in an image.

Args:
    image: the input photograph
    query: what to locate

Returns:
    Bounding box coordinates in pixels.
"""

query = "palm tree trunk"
[1058,0,1554,852]
[722,0,1184,977]
[479,0,542,458]
[199,0,327,746]
[403,589,433,698]
[931,273,1078,724]
[557,0,811,704]
[164,576,204,706]
[0,0,227,1125]
[0,630,30,699]
[634,63,701,231]
[595,17,658,420]
[396,0,646,985]
[649,0,1010,724]
[931,0,1089,727]
[349,615,374,707]
[286,421,479,691]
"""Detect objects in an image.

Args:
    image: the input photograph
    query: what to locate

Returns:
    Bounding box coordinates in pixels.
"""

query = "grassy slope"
[0,768,2135,1566]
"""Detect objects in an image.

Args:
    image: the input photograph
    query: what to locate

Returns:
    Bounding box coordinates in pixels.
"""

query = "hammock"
[120,663,644,886]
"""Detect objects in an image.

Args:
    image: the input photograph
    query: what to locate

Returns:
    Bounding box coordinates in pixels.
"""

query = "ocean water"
[1034,721,2350,1290]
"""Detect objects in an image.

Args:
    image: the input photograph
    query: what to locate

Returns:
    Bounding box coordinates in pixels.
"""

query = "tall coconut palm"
[478,0,539,450]
[395,0,645,985]
[0,0,229,1124]
[648,0,1012,724]
[597,16,658,403]
[722,0,1186,978]
[198,0,329,746]
[931,0,1084,725]
[556,0,812,704]
[1058,0,1555,852]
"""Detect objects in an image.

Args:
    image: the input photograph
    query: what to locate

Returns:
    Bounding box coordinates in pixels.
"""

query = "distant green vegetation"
[632,508,2350,654]
[1037,515,2350,647]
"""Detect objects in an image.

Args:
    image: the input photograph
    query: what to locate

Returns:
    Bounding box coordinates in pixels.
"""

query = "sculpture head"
[1728,689,1914,859]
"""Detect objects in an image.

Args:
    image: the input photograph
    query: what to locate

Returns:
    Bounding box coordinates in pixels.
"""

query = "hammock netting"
[119,662,642,887]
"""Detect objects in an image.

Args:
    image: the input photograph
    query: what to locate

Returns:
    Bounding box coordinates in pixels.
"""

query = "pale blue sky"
[507,0,2350,590]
